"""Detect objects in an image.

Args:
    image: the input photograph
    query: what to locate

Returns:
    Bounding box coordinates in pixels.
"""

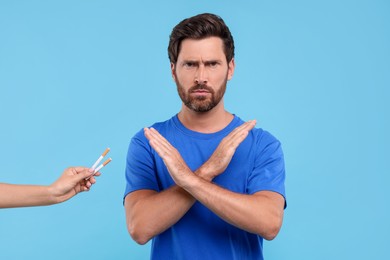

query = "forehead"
[178,37,225,61]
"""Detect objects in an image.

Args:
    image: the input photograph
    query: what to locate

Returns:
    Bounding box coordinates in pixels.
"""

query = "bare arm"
[125,185,195,245]
[179,175,285,240]
[141,120,285,240]
[0,167,97,208]
[125,121,258,244]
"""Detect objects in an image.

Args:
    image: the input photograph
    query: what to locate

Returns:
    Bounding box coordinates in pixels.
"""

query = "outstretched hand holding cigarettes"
[0,148,112,209]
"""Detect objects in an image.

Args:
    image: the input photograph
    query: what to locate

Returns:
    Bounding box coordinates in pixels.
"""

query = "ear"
[171,62,177,81]
[227,58,235,81]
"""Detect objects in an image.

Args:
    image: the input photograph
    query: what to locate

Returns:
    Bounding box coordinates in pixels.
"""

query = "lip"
[192,89,210,93]
[191,90,210,96]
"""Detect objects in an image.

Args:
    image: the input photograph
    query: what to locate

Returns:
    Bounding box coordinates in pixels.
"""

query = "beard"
[176,77,228,113]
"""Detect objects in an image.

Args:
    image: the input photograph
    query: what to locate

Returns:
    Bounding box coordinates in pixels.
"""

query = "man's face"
[171,37,235,113]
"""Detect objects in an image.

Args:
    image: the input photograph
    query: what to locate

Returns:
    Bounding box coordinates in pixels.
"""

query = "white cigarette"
[94,158,112,173]
[91,148,110,170]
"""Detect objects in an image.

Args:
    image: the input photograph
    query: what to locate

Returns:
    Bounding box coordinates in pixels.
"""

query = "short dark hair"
[168,13,235,64]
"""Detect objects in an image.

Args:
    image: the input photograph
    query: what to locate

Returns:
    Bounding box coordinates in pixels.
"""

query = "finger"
[232,120,256,136]
[82,186,90,192]
[71,166,90,173]
[229,130,251,148]
[146,128,176,154]
[144,127,154,141]
[242,120,256,131]
[220,120,256,151]
[222,121,253,144]
[228,123,254,147]
[146,128,187,168]
[145,127,166,140]
[232,120,256,140]
[145,128,170,151]
[149,139,171,160]
[74,169,94,181]
[85,180,92,188]
[89,176,97,184]
[225,120,256,142]
[149,128,175,150]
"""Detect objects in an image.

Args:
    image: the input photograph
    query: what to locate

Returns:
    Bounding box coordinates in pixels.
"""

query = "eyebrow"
[181,59,222,65]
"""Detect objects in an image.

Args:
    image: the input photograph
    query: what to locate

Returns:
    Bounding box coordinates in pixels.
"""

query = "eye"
[208,61,219,68]
[183,62,196,68]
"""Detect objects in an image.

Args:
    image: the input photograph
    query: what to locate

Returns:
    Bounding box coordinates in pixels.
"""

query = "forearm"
[125,184,196,244]
[125,166,217,244]
[0,183,57,208]
[141,121,285,239]
[180,175,284,240]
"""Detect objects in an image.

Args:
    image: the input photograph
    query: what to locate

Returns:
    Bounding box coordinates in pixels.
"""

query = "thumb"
[74,168,94,181]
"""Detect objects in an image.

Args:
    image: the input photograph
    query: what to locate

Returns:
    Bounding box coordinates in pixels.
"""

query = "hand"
[144,120,256,185]
[49,167,100,203]
[199,120,256,181]
[144,128,193,186]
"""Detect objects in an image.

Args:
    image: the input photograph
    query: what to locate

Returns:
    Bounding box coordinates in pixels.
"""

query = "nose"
[194,65,207,85]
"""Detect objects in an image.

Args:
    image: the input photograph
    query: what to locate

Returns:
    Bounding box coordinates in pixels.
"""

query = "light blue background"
[1,1,389,259]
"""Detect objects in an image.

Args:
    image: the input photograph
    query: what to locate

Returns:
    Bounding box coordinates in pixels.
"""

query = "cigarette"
[91,148,110,170]
[94,158,112,173]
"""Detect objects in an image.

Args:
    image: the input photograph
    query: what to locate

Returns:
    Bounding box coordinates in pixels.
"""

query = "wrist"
[47,185,61,204]
[180,172,204,192]
[195,163,215,182]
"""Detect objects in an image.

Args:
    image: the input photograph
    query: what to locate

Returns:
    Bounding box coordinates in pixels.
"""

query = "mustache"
[189,84,214,93]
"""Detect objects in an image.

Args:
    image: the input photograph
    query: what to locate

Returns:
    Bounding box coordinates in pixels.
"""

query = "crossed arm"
[125,121,285,244]
[0,167,98,208]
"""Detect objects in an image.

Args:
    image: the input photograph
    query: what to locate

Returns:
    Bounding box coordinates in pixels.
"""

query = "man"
[124,13,286,259]
[0,167,99,208]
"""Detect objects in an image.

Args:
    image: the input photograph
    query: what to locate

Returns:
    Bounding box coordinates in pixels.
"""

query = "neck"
[177,100,234,133]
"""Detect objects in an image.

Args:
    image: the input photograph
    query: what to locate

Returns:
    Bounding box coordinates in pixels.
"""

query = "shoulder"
[233,115,281,146]
[253,128,280,146]
[250,128,284,164]
[232,116,282,157]
[130,116,176,145]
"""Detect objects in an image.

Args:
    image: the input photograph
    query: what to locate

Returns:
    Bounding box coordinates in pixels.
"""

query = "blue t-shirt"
[124,115,286,260]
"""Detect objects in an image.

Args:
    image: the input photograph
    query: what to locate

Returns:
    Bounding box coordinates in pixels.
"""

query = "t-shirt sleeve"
[124,130,159,199]
[247,130,287,207]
